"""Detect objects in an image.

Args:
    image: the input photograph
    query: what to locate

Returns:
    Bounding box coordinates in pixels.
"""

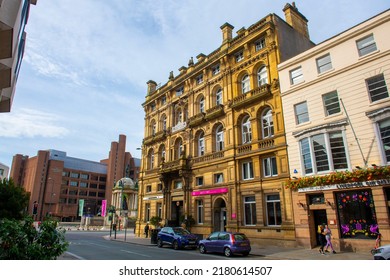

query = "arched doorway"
[213,198,227,232]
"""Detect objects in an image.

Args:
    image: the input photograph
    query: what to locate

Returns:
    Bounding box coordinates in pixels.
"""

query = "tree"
[0,178,30,220]
[0,216,68,260]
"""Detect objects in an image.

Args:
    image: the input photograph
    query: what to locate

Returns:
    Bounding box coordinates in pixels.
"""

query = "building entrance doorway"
[213,198,227,232]
[313,209,327,246]
[170,201,183,226]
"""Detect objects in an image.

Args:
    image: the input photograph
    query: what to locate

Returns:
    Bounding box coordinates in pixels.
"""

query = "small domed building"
[112,177,138,229]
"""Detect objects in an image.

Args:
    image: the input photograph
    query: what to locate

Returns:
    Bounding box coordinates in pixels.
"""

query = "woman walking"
[324,224,336,254]
[318,224,327,255]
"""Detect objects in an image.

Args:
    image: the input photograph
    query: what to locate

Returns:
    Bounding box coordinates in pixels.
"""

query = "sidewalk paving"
[59,230,373,260]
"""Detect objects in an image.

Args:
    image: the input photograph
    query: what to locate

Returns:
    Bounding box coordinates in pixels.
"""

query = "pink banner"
[101,200,107,217]
[192,187,228,196]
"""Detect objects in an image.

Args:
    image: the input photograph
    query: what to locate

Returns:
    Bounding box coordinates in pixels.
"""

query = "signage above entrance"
[298,179,390,193]
[192,187,228,196]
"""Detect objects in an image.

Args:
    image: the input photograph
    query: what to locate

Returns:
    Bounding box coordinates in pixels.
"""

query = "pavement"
[59,230,374,260]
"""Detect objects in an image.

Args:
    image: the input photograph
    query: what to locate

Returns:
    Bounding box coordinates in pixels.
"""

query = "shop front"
[293,180,389,252]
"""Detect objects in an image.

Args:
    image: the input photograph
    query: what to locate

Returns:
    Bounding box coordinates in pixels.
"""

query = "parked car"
[198,231,251,257]
[157,227,199,250]
[371,244,390,260]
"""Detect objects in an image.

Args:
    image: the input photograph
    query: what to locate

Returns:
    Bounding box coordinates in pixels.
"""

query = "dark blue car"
[198,231,251,257]
[157,227,198,250]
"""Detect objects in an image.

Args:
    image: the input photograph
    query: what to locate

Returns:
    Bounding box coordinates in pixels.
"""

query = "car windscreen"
[173,228,190,235]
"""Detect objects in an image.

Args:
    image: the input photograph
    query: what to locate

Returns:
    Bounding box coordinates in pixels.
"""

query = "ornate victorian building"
[137,3,314,245]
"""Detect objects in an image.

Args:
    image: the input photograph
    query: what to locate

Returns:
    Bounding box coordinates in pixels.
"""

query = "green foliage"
[0,216,68,260]
[0,178,30,220]
[149,216,162,228]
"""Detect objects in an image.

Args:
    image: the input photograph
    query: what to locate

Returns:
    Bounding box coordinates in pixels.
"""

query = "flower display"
[285,165,390,190]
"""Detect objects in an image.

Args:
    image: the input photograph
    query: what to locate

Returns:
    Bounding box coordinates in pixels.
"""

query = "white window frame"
[299,131,349,175]
[263,157,278,177]
[257,66,268,86]
[377,118,390,164]
[196,176,204,186]
[216,125,224,151]
[366,74,389,103]
[356,34,377,57]
[255,37,266,51]
[212,64,220,75]
[290,67,303,85]
[214,173,223,184]
[242,74,250,94]
[266,194,281,226]
[198,132,205,156]
[216,88,223,105]
[294,101,309,124]
[242,115,252,144]
[235,51,244,62]
[199,96,205,113]
[323,91,341,116]
[262,108,274,138]
[316,53,332,74]
[196,74,203,85]
[242,161,254,180]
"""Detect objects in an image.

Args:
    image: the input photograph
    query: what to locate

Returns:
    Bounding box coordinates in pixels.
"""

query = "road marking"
[121,250,151,258]
[64,251,85,260]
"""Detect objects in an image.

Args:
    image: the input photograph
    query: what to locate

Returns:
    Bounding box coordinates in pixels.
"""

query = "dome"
[115,177,135,189]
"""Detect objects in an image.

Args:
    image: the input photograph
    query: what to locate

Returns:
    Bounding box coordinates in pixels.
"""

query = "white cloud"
[0,108,69,138]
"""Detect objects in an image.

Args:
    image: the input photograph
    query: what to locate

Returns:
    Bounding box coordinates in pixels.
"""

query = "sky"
[1,0,389,170]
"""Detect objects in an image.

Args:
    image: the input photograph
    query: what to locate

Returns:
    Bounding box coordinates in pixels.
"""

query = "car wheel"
[199,244,206,254]
[157,239,163,248]
[173,240,180,250]
[224,247,232,257]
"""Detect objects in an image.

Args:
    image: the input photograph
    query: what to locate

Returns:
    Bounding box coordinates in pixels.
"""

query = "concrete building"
[137,3,314,246]
[0,162,9,180]
[0,0,37,112]
[10,135,140,222]
[279,9,390,251]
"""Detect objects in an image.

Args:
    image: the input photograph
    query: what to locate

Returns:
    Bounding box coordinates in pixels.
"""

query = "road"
[64,231,258,260]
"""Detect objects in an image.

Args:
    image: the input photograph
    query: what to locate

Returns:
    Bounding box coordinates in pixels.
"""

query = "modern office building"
[279,9,390,251]
[137,3,314,246]
[0,162,9,180]
[0,0,37,112]
[10,134,140,222]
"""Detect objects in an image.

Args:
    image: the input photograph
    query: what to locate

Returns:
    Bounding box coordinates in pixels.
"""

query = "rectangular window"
[176,86,184,97]
[323,91,341,116]
[316,54,332,74]
[69,181,78,187]
[157,183,163,191]
[174,181,182,189]
[242,161,254,180]
[329,132,349,170]
[214,173,223,184]
[244,196,256,225]
[161,96,166,105]
[266,194,281,226]
[378,119,390,163]
[146,185,152,193]
[196,74,203,85]
[157,203,162,218]
[356,34,377,56]
[197,200,204,224]
[212,64,220,76]
[70,172,79,178]
[263,157,278,177]
[79,182,88,188]
[196,177,204,186]
[290,67,303,85]
[255,37,266,51]
[235,51,244,62]
[216,90,222,105]
[145,203,151,222]
[366,74,389,102]
[80,174,89,180]
[300,138,313,174]
[294,101,309,124]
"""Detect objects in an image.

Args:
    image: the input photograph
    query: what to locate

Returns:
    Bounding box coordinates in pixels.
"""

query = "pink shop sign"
[192,187,228,196]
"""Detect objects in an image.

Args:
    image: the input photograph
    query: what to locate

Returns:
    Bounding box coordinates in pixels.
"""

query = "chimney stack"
[220,22,234,44]
[146,80,157,95]
[283,2,310,39]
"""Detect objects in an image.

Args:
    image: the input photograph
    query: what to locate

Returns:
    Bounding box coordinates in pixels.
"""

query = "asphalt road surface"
[65,231,257,260]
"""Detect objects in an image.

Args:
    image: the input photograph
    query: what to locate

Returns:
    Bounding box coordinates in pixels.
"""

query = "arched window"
[198,131,205,156]
[216,88,223,105]
[262,108,274,138]
[242,74,250,94]
[199,96,205,113]
[216,125,224,151]
[257,66,268,86]
[175,138,183,159]
[159,145,166,163]
[242,115,252,144]
[160,114,167,131]
[150,120,156,136]
[148,149,154,169]
[175,109,182,125]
